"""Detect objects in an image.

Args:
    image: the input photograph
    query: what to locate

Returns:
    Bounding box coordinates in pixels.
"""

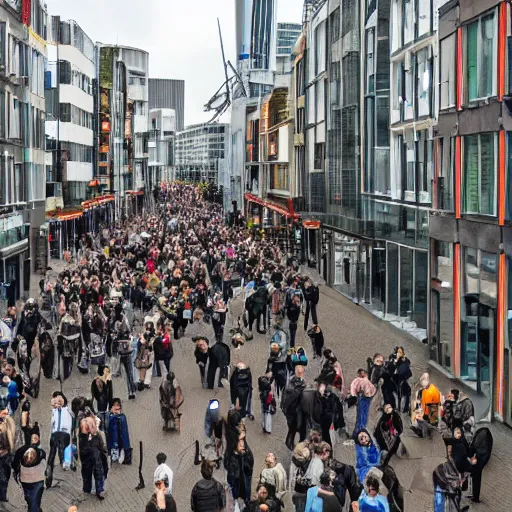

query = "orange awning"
[88,180,100,187]
[303,220,321,230]
[47,209,83,221]
[245,193,298,219]
[126,190,144,196]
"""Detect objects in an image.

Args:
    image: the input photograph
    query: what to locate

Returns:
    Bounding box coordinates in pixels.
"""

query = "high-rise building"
[96,45,149,217]
[0,0,47,305]
[148,78,185,131]
[276,22,301,74]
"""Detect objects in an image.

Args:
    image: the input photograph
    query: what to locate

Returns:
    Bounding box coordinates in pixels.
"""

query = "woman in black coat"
[79,417,108,500]
[225,439,254,508]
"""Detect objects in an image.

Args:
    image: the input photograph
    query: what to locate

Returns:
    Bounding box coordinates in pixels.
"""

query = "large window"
[366,29,375,94]
[466,11,497,102]
[403,0,414,45]
[463,133,496,215]
[416,47,431,118]
[440,34,456,109]
[0,22,6,69]
[418,0,432,37]
[391,0,402,53]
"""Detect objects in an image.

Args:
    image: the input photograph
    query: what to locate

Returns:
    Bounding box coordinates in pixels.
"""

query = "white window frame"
[440,34,456,109]
[391,0,402,53]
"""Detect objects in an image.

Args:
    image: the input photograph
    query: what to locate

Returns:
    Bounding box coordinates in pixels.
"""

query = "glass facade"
[251,0,274,70]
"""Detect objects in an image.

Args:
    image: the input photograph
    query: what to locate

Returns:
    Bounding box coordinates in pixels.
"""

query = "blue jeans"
[23,481,44,512]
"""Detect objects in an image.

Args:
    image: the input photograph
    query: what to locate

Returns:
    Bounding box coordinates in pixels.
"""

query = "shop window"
[466,11,497,102]
[463,133,496,216]
[440,34,456,109]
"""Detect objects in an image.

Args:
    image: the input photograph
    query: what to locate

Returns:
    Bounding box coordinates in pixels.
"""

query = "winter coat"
[230,367,252,410]
[190,477,226,512]
[209,341,230,368]
[225,444,254,501]
[79,432,108,479]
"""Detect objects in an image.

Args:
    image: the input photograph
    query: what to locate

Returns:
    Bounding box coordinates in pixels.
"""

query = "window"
[9,96,21,140]
[418,0,432,37]
[404,62,414,120]
[463,133,496,215]
[440,34,456,109]
[403,0,414,45]
[0,22,6,68]
[59,60,71,84]
[416,47,431,118]
[0,91,4,139]
[417,130,432,202]
[405,139,415,193]
[391,0,402,53]
[466,12,497,101]
[315,21,326,76]
[439,137,455,210]
[60,103,71,122]
[392,61,403,123]
[366,29,375,94]
[314,143,325,170]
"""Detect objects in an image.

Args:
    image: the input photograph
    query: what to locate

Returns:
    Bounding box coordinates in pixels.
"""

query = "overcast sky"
[46,0,303,126]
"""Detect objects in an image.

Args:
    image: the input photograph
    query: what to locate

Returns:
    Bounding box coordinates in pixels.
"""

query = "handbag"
[183,309,192,320]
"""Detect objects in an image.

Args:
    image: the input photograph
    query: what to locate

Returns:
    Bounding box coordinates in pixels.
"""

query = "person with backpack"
[266,316,289,399]
[190,460,226,512]
[328,458,361,509]
[206,337,230,390]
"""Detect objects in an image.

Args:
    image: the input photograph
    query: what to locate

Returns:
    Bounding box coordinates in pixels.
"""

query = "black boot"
[122,448,132,465]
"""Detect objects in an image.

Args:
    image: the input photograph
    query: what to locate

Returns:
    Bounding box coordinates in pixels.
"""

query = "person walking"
[0,407,15,502]
[154,452,174,495]
[191,460,226,512]
[12,444,47,512]
[303,280,319,331]
[145,475,177,512]
[286,295,301,349]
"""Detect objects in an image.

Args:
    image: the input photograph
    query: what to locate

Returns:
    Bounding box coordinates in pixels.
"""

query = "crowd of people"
[0,183,494,512]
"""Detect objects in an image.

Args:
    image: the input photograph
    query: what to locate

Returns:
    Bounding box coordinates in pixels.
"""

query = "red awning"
[245,193,298,219]
[126,190,144,196]
[88,180,100,187]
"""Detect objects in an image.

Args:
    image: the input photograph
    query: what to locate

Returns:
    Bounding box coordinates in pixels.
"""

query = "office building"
[149,108,176,188]
[45,18,106,258]
[175,123,229,187]
[0,0,47,305]
[148,78,185,131]
[276,22,301,74]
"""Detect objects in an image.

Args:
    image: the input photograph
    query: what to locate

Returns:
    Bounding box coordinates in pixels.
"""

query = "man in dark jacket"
[303,280,319,331]
[191,461,225,512]
[206,339,230,390]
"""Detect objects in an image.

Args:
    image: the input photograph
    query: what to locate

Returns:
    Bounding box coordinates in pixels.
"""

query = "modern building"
[175,123,229,188]
[230,0,279,214]
[148,108,176,188]
[0,0,47,306]
[429,0,512,425]
[148,78,185,131]
[45,18,104,258]
[96,44,149,217]
[276,22,302,75]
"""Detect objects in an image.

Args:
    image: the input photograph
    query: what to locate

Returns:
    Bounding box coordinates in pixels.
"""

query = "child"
[258,374,276,434]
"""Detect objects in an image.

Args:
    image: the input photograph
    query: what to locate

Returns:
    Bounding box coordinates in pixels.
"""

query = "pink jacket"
[350,376,376,398]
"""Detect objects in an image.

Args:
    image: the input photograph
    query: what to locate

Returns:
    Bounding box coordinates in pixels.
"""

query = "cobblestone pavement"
[2,264,510,512]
